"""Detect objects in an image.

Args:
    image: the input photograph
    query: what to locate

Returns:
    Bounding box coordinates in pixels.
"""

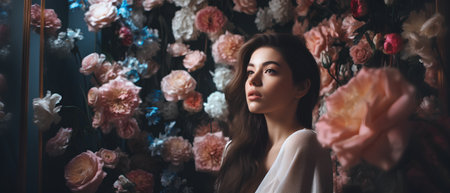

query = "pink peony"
[94,62,127,84]
[195,6,227,34]
[65,151,107,193]
[115,118,140,139]
[45,127,72,157]
[350,0,368,19]
[341,14,365,42]
[126,169,154,193]
[195,121,221,137]
[304,26,327,60]
[160,70,197,102]
[142,0,164,11]
[183,50,206,72]
[97,77,141,118]
[80,53,105,75]
[95,148,124,169]
[349,39,373,64]
[315,67,417,170]
[183,91,203,113]
[383,33,403,55]
[166,42,190,57]
[84,2,118,32]
[162,136,193,166]
[30,4,62,33]
[233,0,257,15]
[192,131,229,172]
[211,31,245,66]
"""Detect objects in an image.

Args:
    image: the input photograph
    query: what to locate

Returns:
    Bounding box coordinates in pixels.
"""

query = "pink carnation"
[315,67,417,170]
[115,118,140,139]
[126,169,154,193]
[95,148,123,169]
[161,70,197,102]
[84,2,118,32]
[183,91,203,113]
[193,131,229,172]
[195,6,227,34]
[80,53,105,75]
[65,151,107,193]
[162,136,193,166]
[349,39,373,64]
[233,0,257,15]
[97,77,141,118]
[211,31,245,66]
[45,127,72,157]
[167,42,190,57]
[183,50,206,72]
[30,4,62,33]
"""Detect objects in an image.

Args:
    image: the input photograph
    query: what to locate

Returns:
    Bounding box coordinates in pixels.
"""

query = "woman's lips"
[247,90,262,100]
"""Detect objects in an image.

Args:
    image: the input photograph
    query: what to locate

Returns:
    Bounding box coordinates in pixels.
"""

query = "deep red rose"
[119,26,133,47]
[351,0,368,19]
[383,33,403,55]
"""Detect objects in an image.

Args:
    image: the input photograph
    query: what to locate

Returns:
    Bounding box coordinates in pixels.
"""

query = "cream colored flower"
[420,13,445,38]
[84,2,119,32]
[33,91,62,132]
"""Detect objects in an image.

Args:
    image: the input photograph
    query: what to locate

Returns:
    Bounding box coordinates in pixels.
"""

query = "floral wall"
[9,0,450,193]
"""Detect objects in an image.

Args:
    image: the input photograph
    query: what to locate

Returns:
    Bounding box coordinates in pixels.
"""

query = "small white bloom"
[172,8,199,41]
[255,7,274,31]
[268,0,294,25]
[204,91,228,120]
[384,0,394,5]
[171,0,205,10]
[33,91,62,132]
[211,67,234,91]
[420,13,445,38]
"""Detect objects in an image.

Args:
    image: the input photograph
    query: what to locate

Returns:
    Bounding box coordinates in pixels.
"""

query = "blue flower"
[145,107,161,126]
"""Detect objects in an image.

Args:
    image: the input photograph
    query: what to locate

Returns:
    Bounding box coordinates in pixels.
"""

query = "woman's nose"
[248,72,262,86]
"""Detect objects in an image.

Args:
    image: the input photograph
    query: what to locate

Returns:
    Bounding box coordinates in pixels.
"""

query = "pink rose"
[341,14,365,42]
[95,148,124,169]
[195,6,227,34]
[98,77,141,118]
[126,169,154,193]
[349,39,373,64]
[233,0,257,15]
[183,91,203,113]
[167,42,190,57]
[383,33,403,55]
[84,2,118,32]
[304,26,326,59]
[211,31,245,66]
[94,62,126,84]
[30,4,62,33]
[115,118,140,139]
[142,0,164,11]
[65,151,107,193]
[162,136,193,166]
[80,53,105,75]
[350,0,368,19]
[315,67,417,170]
[183,50,206,72]
[45,127,72,157]
[160,70,197,102]
[192,131,229,172]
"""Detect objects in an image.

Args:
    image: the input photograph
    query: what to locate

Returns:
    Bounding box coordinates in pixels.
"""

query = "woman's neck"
[264,108,302,146]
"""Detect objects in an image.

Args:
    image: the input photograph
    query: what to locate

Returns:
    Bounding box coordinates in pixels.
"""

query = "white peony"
[268,0,294,25]
[33,91,62,132]
[204,91,228,120]
[420,13,445,38]
[255,7,274,31]
[171,0,205,10]
[172,8,199,41]
[211,67,234,91]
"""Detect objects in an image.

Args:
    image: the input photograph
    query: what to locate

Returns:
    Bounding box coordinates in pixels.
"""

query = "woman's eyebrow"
[248,61,281,67]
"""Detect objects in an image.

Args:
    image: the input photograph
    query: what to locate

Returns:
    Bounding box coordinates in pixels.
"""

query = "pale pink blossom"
[115,118,140,139]
[160,70,197,102]
[65,151,107,193]
[304,26,326,60]
[167,42,190,57]
[94,62,127,84]
[183,50,206,72]
[211,31,244,66]
[349,38,373,64]
[46,128,72,157]
[80,53,105,75]
[87,87,99,106]
[162,136,193,166]
[96,148,124,169]
[319,64,337,96]
[30,4,62,33]
[183,91,203,113]
[125,169,154,193]
[192,131,229,172]
[315,67,417,170]
[84,2,118,32]
[142,0,164,11]
[292,19,309,37]
[195,6,227,34]
[195,121,221,137]
[341,14,365,42]
[233,0,257,15]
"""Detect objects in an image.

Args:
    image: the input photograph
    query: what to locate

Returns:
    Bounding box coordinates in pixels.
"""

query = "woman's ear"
[295,79,311,99]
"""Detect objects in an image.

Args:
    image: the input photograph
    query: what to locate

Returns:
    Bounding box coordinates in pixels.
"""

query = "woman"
[216,33,332,193]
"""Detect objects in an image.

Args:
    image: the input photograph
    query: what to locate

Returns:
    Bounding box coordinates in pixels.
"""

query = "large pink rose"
[211,31,245,66]
[233,0,257,15]
[65,151,107,193]
[45,127,72,157]
[183,50,206,72]
[84,2,118,32]
[115,118,140,139]
[160,70,197,101]
[192,131,229,172]
[98,77,141,118]
[30,4,62,33]
[80,53,105,75]
[315,67,417,170]
[195,6,227,34]
[349,39,373,64]
[162,136,193,166]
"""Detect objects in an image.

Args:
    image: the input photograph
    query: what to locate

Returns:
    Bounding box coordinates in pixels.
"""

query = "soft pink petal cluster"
[233,0,257,15]
[183,50,206,72]
[80,53,106,75]
[95,148,125,169]
[162,136,193,166]
[115,118,140,139]
[315,67,417,171]
[183,91,203,113]
[46,127,72,157]
[167,42,190,57]
[142,0,164,11]
[65,151,107,193]
[94,62,127,84]
[349,38,373,64]
[341,14,365,42]
[195,121,221,137]
[160,70,197,102]
[84,2,119,32]
[126,169,154,193]
[211,31,244,66]
[195,6,227,34]
[192,131,229,172]
[295,0,314,16]
[30,4,62,33]
[303,15,342,62]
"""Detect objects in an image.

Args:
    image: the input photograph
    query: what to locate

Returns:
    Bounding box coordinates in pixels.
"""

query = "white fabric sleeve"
[255,129,333,193]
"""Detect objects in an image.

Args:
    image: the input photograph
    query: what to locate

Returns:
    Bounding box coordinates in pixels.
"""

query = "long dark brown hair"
[216,33,320,193]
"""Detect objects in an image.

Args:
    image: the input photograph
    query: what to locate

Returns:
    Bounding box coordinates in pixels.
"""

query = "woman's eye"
[247,70,254,76]
[265,69,276,74]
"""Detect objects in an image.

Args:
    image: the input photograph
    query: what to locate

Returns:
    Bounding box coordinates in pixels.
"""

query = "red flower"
[350,0,368,19]
[126,169,154,193]
[383,33,403,55]
[119,26,133,47]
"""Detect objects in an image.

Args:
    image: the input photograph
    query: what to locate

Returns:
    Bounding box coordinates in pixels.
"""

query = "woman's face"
[245,47,306,114]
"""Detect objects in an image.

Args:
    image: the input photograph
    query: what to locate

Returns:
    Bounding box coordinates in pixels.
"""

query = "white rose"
[204,91,228,120]
[33,91,62,132]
